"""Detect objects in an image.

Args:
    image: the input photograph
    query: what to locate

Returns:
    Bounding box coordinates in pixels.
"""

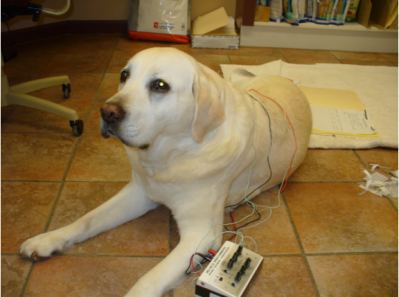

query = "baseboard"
[240,22,398,53]
[2,20,127,46]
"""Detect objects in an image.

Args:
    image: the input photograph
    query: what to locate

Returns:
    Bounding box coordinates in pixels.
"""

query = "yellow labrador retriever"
[20,48,312,296]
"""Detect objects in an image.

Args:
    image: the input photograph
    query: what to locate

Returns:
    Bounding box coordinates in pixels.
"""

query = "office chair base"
[70,119,84,136]
[2,74,83,137]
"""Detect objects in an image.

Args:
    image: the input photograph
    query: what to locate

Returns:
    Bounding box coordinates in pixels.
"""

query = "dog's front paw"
[20,231,69,261]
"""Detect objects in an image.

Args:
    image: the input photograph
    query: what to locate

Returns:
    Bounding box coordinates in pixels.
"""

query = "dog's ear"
[191,64,225,143]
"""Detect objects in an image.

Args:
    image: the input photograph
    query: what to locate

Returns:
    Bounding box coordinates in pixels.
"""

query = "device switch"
[243,258,251,270]
[227,245,244,269]
[235,270,243,282]
[227,258,235,269]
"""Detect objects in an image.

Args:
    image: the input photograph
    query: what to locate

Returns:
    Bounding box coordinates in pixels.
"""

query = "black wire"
[225,96,274,210]
[185,252,211,275]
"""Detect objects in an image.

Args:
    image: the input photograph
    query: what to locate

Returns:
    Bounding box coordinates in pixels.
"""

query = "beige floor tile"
[355,148,398,170]
[390,198,398,209]
[14,34,118,57]
[2,73,102,135]
[308,254,398,297]
[284,183,397,253]
[190,54,230,74]
[1,105,14,123]
[116,38,189,54]
[2,133,76,181]
[108,39,190,73]
[1,182,60,252]
[225,190,301,255]
[4,50,112,78]
[2,255,32,297]
[173,256,317,297]
[66,133,131,181]
[290,149,365,182]
[108,49,134,73]
[84,74,120,135]
[281,49,340,64]
[43,51,114,76]
[24,256,167,297]
[49,182,170,256]
[84,105,103,136]
[4,34,118,77]
[96,73,120,103]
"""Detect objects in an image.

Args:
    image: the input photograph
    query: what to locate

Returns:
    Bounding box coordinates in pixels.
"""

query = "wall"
[4,0,236,31]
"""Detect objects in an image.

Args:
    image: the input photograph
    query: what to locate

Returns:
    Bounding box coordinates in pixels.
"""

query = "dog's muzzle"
[100,103,125,138]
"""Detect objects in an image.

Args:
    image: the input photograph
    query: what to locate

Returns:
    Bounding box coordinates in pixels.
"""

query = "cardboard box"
[191,7,239,49]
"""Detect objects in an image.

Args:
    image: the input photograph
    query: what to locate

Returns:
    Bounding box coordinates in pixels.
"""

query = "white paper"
[311,106,376,136]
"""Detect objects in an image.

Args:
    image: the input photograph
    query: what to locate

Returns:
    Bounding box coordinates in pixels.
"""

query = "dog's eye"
[120,69,130,83]
[149,79,170,93]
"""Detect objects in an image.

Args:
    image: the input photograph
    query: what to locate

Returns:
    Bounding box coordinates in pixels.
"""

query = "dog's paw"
[20,231,69,261]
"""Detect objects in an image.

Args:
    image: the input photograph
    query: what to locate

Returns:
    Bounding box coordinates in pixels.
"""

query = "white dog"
[20,47,312,296]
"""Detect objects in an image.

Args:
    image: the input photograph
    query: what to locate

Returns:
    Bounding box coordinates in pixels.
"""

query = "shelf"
[240,21,398,53]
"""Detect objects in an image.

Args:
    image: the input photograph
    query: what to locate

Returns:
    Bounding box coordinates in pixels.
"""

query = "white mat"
[221,60,398,149]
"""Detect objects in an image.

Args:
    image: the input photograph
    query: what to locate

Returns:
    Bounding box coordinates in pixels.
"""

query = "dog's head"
[100,47,225,149]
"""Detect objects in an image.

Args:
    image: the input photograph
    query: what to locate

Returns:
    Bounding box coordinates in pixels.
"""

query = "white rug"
[221,60,398,149]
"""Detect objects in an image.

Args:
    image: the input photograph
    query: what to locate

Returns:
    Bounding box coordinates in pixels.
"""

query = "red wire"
[227,210,238,240]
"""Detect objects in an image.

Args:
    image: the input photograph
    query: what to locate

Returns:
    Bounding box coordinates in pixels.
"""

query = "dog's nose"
[100,103,125,124]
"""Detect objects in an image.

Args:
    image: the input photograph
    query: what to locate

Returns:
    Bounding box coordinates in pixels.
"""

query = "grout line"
[282,192,321,297]
[352,149,368,169]
[330,51,344,64]
[42,140,80,232]
[18,261,34,297]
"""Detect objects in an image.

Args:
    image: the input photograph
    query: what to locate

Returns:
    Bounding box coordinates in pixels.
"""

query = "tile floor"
[2,33,398,297]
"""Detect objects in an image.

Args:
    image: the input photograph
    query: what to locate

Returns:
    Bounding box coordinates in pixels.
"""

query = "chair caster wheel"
[62,83,71,99]
[70,120,84,137]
